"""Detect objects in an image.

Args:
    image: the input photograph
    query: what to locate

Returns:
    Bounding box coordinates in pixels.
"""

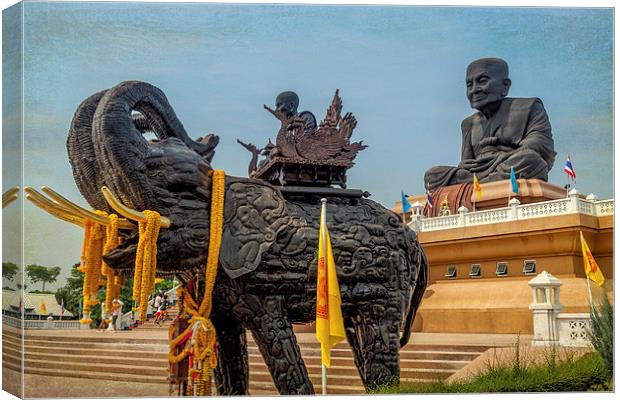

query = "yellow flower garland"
[103,214,121,314]
[79,218,106,324]
[167,170,226,395]
[135,210,161,322]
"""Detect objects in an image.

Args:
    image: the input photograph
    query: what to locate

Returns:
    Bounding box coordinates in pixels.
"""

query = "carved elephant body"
[67,81,427,395]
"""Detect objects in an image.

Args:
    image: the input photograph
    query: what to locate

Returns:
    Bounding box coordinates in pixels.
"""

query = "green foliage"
[155,278,175,294]
[55,264,83,317]
[587,294,613,377]
[25,264,61,292]
[2,262,19,281]
[372,352,610,394]
[56,263,135,323]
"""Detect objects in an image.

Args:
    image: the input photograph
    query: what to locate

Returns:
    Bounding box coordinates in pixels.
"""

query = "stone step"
[249,370,367,393]
[18,351,170,368]
[23,338,168,352]
[251,354,466,371]
[20,335,169,345]
[20,364,170,385]
[22,357,168,378]
[19,344,165,360]
[248,362,453,383]
[246,345,484,361]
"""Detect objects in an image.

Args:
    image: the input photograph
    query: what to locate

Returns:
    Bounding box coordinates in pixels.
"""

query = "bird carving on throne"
[265,89,366,162]
[238,90,367,187]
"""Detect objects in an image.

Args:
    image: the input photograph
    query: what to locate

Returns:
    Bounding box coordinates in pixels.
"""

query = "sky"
[1,2,614,290]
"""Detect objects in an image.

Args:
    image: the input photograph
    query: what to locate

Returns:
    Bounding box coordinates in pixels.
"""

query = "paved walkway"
[3,368,172,398]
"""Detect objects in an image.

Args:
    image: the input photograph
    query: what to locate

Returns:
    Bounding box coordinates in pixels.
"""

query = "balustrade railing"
[411,194,613,232]
[557,313,591,347]
[2,315,81,330]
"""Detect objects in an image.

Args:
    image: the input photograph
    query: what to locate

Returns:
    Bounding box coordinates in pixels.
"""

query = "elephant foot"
[212,313,249,395]
[348,301,402,391]
[241,294,314,395]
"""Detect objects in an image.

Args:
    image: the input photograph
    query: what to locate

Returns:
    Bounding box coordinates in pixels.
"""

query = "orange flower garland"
[79,219,105,324]
[134,210,161,322]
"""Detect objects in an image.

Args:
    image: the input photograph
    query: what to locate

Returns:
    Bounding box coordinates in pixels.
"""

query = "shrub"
[372,351,610,394]
[587,293,613,377]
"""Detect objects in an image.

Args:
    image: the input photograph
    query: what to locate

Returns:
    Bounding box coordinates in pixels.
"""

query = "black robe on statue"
[424,97,556,191]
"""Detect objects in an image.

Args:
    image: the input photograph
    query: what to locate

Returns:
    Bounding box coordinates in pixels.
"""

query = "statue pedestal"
[395,179,568,219]
[474,179,567,210]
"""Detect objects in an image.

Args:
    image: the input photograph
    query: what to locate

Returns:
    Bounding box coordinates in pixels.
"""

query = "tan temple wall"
[413,211,613,334]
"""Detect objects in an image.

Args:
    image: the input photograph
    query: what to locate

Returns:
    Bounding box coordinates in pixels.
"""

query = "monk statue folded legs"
[424,57,556,191]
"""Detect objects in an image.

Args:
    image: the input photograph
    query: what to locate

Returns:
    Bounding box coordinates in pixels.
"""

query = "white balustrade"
[595,200,614,216]
[557,313,591,347]
[465,207,510,226]
[2,315,81,330]
[410,196,613,232]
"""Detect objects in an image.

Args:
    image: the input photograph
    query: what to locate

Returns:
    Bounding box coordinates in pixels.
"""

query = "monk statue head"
[466,58,512,117]
[275,91,300,118]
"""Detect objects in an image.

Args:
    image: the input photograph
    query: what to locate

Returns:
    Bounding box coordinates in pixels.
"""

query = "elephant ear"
[219,179,292,279]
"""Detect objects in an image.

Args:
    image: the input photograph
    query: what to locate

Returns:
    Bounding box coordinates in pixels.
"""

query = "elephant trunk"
[67,90,111,211]
[91,80,195,211]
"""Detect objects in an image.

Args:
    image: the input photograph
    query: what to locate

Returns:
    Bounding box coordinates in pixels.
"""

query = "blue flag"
[510,167,519,194]
[401,190,412,214]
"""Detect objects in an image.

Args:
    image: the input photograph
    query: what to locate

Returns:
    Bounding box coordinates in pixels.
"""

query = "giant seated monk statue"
[424,58,556,191]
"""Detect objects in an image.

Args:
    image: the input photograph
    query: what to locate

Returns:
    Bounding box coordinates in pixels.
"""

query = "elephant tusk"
[2,186,19,208]
[41,186,135,230]
[101,186,172,228]
[25,193,85,228]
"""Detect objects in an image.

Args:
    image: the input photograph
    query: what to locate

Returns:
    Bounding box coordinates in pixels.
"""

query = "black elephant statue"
[67,81,428,395]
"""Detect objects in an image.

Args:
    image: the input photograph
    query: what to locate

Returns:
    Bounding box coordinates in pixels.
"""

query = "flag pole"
[320,198,328,396]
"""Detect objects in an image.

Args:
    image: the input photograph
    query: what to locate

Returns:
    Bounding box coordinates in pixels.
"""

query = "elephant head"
[68,81,219,277]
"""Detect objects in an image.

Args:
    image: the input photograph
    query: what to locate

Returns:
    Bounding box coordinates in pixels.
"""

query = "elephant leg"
[344,317,368,388]
[350,300,402,391]
[247,295,314,395]
[212,313,249,395]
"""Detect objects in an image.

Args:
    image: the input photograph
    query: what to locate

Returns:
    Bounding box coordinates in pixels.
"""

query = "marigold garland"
[79,218,106,324]
[135,210,161,322]
[103,214,121,314]
[168,170,226,396]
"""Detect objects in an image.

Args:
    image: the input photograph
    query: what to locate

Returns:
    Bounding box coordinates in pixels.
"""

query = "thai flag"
[564,155,576,181]
[425,189,434,210]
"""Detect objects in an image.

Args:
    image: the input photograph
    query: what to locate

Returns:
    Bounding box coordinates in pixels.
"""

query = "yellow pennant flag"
[580,231,605,287]
[316,200,346,368]
[40,300,47,316]
[473,173,483,201]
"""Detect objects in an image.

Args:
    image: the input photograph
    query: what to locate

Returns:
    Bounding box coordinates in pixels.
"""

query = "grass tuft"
[587,293,613,377]
[371,344,611,394]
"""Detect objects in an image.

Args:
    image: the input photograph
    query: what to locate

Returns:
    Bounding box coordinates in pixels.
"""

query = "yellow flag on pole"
[473,174,483,201]
[316,199,346,368]
[580,231,605,288]
[40,300,47,316]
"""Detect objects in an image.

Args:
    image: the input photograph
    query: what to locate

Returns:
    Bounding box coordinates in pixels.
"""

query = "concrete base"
[414,276,612,334]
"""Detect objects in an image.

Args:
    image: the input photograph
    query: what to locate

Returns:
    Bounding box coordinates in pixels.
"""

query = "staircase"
[2,325,489,396]
[134,305,179,330]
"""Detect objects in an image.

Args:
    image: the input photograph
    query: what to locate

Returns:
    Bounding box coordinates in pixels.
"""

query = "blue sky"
[2,2,613,289]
